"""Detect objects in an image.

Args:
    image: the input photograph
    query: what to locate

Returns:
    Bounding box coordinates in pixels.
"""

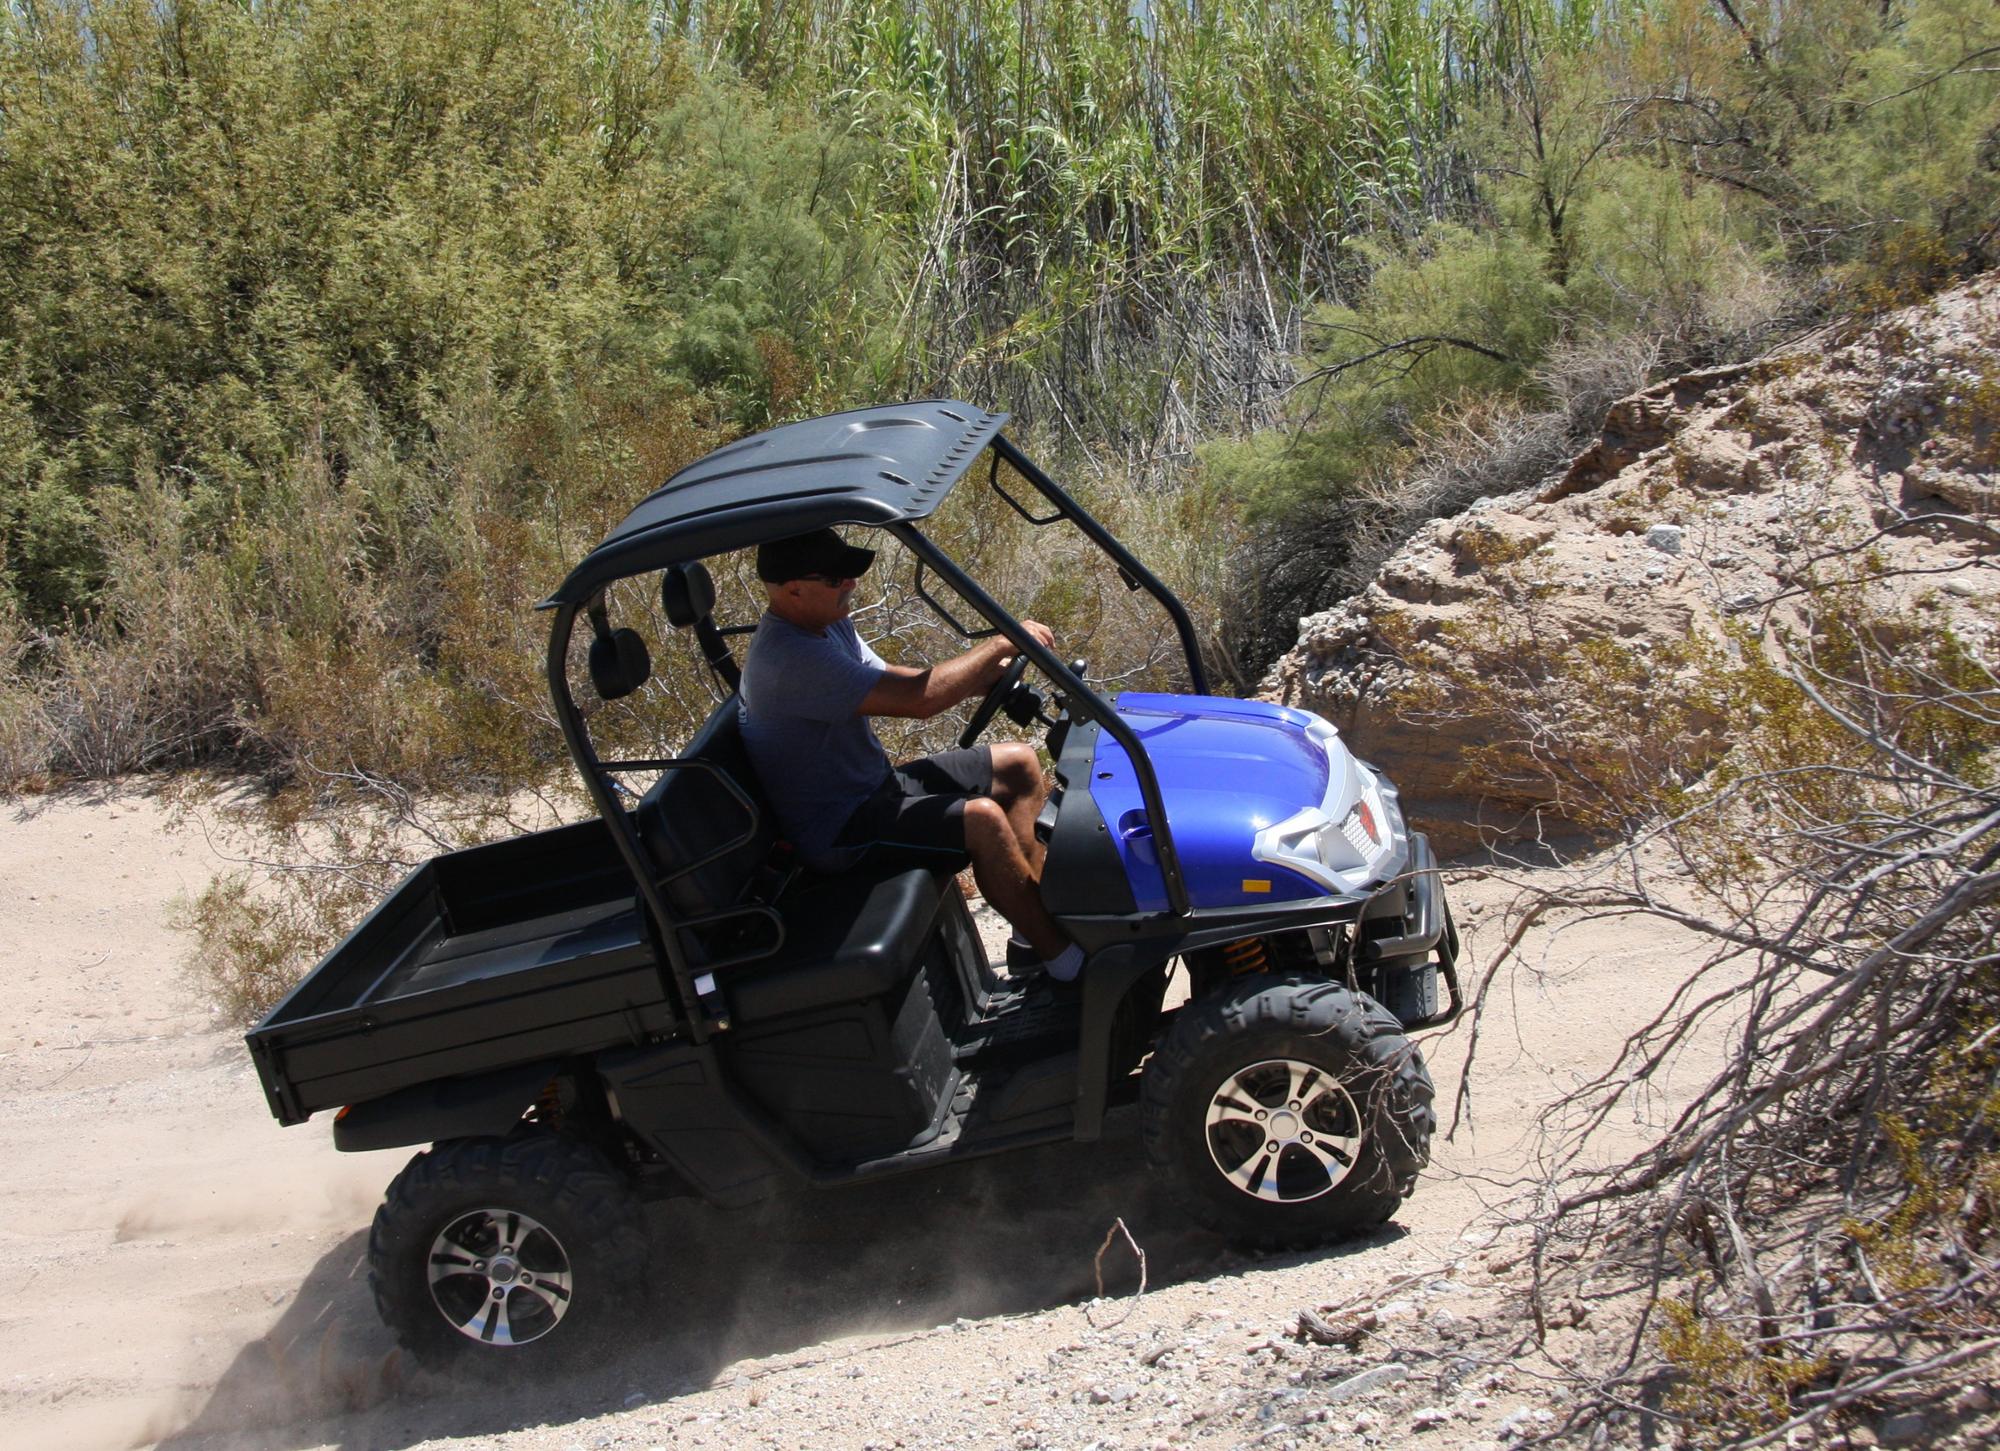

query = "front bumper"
[1358,834,1462,1029]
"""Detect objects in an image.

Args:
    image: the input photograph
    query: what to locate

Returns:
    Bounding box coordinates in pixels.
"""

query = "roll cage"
[538,401,1211,1042]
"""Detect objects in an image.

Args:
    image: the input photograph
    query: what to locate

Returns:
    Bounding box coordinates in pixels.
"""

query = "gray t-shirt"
[738,612,892,860]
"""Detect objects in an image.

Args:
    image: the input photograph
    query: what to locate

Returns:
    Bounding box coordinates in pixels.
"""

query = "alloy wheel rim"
[426,1207,575,1346]
[1204,1057,1363,1203]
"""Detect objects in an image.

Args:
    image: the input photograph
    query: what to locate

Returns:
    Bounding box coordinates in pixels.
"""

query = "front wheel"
[1141,976,1434,1247]
[369,1132,649,1371]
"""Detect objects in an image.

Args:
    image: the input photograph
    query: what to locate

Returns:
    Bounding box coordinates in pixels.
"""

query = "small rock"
[1088,1383,1138,1405]
[1954,1384,1995,1414]
[1724,591,1761,614]
[623,1390,648,1408]
[1495,1407,1537,1440]
[1646,523,1685,554]
[1326,1363,1411,1401]
[1878,1411,1928,1445]
[1410,1405,1451,1429]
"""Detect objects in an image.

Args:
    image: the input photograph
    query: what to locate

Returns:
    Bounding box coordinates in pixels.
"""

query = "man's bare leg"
[962,797,1067,960]
[987,741,1049,874]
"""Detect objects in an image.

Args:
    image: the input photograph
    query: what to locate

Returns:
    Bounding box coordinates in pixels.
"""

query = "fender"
[331,1060,559,1153]
[1073,943,1175,1141]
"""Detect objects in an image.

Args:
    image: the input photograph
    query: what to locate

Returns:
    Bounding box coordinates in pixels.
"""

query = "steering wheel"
[958,652,1031,749]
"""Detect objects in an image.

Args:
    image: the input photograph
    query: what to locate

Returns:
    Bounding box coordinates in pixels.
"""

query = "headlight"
[1253,781,1400,894]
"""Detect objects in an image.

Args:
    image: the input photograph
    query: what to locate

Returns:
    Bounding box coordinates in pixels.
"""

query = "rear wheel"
[1141,976,1434,1247]
[369,1132,648,1371]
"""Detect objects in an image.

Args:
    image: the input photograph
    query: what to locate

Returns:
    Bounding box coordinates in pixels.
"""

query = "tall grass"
[6,0,1998,791]
[679,0,1533,456]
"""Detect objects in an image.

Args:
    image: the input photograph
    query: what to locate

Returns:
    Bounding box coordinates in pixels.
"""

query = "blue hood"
[1088,694,1347,912]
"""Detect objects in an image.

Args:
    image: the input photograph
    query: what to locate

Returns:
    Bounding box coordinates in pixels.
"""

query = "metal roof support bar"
[543,600,714,1041]
[988,434,1209,696]
[889,523,1194,918]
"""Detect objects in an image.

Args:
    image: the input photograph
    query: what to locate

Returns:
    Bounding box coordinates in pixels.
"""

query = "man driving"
[739,528,1084,982]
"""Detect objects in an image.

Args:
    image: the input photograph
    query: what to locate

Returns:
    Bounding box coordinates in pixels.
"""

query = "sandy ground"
[1,786,1725,1451]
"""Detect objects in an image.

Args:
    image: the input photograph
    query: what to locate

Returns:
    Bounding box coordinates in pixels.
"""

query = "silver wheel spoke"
[1224,1150,1278,1201]
[465,1292,517,1345]
[516,1269,572,1313]
[427,1249,479,1284]
[1284,1061,1321,1108]
[1296,1132,1360,1177]
[1204,1089,1266,1133]
[1299,1077,1345,1121]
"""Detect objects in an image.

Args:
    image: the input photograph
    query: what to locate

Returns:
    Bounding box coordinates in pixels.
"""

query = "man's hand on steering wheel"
[958,620,1053,749]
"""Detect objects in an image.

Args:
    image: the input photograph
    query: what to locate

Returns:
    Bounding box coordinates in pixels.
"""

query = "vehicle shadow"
[155,1109,1404,1451]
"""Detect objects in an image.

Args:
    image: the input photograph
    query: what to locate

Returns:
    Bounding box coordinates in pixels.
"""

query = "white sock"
[1044,944,1084,982]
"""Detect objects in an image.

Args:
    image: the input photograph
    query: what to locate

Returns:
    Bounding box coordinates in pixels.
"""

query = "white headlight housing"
[1250,716,1406,895]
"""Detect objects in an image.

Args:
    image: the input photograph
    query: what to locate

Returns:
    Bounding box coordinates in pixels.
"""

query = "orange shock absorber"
[1221,938,1270,975]
[533,1077,563,1129]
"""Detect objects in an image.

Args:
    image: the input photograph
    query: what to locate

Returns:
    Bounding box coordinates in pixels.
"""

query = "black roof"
[545,400,1009,605]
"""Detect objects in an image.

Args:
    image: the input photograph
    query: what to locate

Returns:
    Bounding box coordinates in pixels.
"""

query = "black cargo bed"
[247,818,676,1125]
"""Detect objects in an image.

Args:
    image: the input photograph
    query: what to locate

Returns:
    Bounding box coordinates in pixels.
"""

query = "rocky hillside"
[1261,275,2000,855]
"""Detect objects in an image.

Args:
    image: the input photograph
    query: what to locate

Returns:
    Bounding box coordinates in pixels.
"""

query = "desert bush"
[0,0,888,789]
[1424,511,2000,1439]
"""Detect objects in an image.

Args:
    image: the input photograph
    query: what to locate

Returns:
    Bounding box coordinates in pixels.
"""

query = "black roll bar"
[544,600,716,1041]
[990,433,1209,695]
[890,523,1195,918]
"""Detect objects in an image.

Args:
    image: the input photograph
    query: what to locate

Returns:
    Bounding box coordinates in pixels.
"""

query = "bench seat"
[721,866,950,1021]
[632,697,953,1025]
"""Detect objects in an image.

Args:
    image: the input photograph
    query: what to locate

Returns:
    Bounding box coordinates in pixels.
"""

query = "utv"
[247,401,1460,1368]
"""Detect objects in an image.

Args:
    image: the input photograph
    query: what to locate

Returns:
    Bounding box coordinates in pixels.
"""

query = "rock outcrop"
[1260,275,2000,855]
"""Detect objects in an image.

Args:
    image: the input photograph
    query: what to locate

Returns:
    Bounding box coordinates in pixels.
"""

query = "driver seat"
[629,683,958,1030]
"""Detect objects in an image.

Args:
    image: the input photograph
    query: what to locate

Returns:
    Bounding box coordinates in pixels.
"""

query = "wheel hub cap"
[1204,1057,1364,1204]
[426,1208,575,1346]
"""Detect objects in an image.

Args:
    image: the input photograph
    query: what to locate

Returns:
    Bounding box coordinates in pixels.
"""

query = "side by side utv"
[246,401,1460,1367]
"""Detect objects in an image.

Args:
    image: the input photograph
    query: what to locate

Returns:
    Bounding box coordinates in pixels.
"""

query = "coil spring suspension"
[1221,938,1270,975]
[532,1077,564,1129]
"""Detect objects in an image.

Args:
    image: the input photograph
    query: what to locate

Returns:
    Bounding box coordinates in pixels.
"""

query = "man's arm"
[860,620,1056,720]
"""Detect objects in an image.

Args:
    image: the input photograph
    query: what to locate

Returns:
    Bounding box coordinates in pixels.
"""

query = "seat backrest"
[663,562,741,690]
[632,698,778,923]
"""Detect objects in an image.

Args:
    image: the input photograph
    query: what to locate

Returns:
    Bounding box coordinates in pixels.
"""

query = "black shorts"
[830,745,993,871]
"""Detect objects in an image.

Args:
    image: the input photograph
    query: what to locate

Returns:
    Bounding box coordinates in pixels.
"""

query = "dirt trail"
[2,788,1717,1450]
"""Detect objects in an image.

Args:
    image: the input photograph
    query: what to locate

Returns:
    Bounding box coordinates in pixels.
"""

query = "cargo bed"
[247,818,675,1125]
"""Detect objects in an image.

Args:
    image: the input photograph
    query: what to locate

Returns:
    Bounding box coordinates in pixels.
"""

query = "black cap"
[756,528,876,584]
